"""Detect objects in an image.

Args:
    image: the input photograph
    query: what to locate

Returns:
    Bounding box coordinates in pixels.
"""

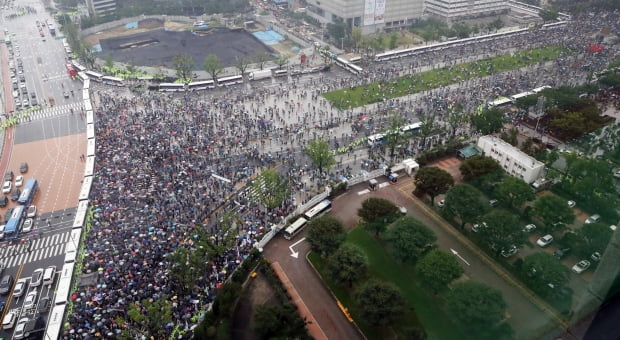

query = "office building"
[86,0,116,17]
[477,135,544,184]
[424,0,508,21]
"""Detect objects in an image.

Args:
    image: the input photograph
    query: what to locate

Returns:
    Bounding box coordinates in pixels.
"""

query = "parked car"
[0,196,7,208]
[591,252,602,262]
[21,218,33,233]
[2,181,11,194]
[489,199,499,207]
[37,296,51,313]
[4,171,13,181]
[11,187,21,201]
[537,234,554,247]
[437,199,445,207]
[1,311,16,329]
[13,279,27,297]
[26,205,36,218]
[30,268,43,287]
[15,175,23,187]
[572,260,591,274]
[472,222,488,233]
[585,214,601,224]
[501,245,518,258]
[553,248,571,259]
[19,162,28,173]
[567,200,576,208]
[0,274,13,295]
[23,291,37,309]
[523,224,537,233]
[13,317,29,340]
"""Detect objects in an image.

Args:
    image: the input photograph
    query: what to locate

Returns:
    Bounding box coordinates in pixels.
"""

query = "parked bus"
[487,97,512,108]
[4,205,25,239]
[77,72,89,83]
[302,199,332,220]
[158,83,185,92]
[101,76,125,86]
[71,61,86,72]
[283,217,308,240]
[187,80,215,90]
[18,178,38,205]
[84,71,103,82]
[217,75,243,86]
[273,69,288,77]
[400,122,422,135]
[348,56,362,64]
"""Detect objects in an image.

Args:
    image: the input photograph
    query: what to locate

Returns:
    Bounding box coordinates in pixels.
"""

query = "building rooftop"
[478,135,543,169]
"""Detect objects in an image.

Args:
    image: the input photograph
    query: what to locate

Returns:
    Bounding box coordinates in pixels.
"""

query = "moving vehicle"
[43,266,56,286]
[2,311,16,329]
[26,205,36,218]
[23,290,37,309]
[31,268,43,287]
[21,218,33,233]
[13,279,27,297]
[18,178,38,205]
[0,274,14,295]
[38,296,51,313]
[14,317,29,339]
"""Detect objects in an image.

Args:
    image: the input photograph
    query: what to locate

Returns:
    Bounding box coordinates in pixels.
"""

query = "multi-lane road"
[0,0,86,338]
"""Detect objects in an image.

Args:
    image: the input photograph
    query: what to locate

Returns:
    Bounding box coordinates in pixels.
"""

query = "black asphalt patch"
[98,27,276,69]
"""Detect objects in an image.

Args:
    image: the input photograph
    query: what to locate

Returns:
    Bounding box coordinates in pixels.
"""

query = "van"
[43,266,56,286]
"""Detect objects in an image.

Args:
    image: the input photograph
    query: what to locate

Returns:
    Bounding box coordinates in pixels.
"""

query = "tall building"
[424,0,508,21]
[303,0,424,34]
[86,0,116,17]
[477,135,544,184]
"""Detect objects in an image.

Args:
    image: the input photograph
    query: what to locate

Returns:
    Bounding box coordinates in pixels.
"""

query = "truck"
[248,69,273,81]
[48,24,56,36]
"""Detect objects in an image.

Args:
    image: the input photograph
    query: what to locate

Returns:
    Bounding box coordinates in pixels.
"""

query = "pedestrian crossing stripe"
[357,189,370,195]
[16,102,84,123]
[0,231,70,269]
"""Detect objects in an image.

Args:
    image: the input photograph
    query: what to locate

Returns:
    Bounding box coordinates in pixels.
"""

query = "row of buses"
[156,75,244,92]
[283,199,332,240]
[367,122,422,147]
[487,85,551,108]
[374,21,568,62]
[71,61,125,86]
[3,179,39,239]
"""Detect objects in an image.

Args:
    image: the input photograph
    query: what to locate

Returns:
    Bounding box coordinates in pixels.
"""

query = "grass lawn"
[324,46,569,109]
[309,227,467,339]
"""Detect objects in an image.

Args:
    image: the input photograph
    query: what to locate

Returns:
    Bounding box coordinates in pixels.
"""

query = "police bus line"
[283,200,332,240]
[487,85,551,108]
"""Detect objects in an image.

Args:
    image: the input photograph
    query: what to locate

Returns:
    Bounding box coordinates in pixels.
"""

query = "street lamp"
[341,37,344,51]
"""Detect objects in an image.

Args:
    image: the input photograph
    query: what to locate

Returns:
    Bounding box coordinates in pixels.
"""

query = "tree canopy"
[304,138,336,174]
[172,54,194,82]
[414,166,454,205]
[520,252,570,297]
[459,155,501,181]
[306,216,346,257]
[327,244,368,287]
[203,54,224,83]
[252,303,310,339]
[445,184,486,228]
[446,281,507,330]
[354,280,406,326]
[358,197,400,231]
[385,217,437,262]
[494,177,535,210]
[417,249,463,292]
[251,168,289,210]
[532,194,574,232]
[471,108,505,135]
[476,210,525,255]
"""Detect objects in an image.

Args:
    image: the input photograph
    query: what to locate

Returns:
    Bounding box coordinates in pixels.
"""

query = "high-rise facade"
[424,0,508,21]
[86,0,116,17]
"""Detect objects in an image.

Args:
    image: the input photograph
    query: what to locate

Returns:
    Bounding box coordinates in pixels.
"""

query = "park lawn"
[309,227,467,340]
[324,45,569,109]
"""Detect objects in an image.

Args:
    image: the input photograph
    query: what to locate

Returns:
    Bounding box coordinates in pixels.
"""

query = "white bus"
[487,97,512,108]
[302,199,332,220]
[400,122,422,134]
[84,71,103,82]
[188,80,215,90]
[102,76,125,86]
[367,133,386,147]
[531,85,551,94]
[217,75,243,86]
[283,217,308,240]
[273,69,288,77]
[348,56,362,64]
[54,275,71,305]
[77,72,89,82]
[158,83,185,92]
[510,91,535,102]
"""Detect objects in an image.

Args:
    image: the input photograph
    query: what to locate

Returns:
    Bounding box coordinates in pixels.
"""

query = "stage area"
[97,27,275,69]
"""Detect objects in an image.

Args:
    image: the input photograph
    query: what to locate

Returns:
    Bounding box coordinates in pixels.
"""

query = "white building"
[86,0,116,17]
[424,0,508,21]
[304,0,424,34]
[477,135,544,184]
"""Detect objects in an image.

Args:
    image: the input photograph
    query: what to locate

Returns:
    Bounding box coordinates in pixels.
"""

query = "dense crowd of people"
[62,10,619,339]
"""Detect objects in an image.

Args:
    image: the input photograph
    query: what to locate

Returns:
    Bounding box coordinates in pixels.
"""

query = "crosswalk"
[16,102,83,123]
[0,231,70,269]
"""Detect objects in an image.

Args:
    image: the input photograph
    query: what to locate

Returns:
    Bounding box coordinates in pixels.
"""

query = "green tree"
[126,295,173,339]
[576,223,613,258]
[445,103,466,138]
[445,184,486,228]
[520,137,535,156]
[234,55,251,80]
[252,52,271,70]
[418,112,436,148]
[275,54,288,69]
[471,108,505,135]
[351,26,362,50]
[500,128,519,146]
[459,155,501,181]
[388,32,399,49]
[521,252,570,297]
[477,210,525,256]
[253,303,309,339]
[251,167,289,210]
[304,138,336,174]
[203,54,223,83]
[327,244,368,287]
[354,280,406,326]
[417,249,463,292]
[385,114,406,161]
[306,216,346,257]
[385,217,437,262]
[357,197,399,224]
[168,246,204,293]
[532,194,574,232]
[494,177,535,209]
[414,167,455,205]
[172,54,194,82]
[446,281,508,332]
[539,7,559,21]
[104,55,115,70]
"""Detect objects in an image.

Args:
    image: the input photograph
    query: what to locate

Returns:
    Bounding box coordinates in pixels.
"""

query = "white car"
[2,181,11,194]
[572,260,591,274]
[26,205,36,218]
[536,234,554,247]
[13,279,27,297]
[1,311,16,329]
[23,291,37,309]
[13,317,29,340]
[585,214,601,224]
[437,199,445,207]
[523,224,537,233]
[21,218,33,233]
[567,200,576,208]
[15,175,23,187]
[472,222,488,233]
[501,245,518,258]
